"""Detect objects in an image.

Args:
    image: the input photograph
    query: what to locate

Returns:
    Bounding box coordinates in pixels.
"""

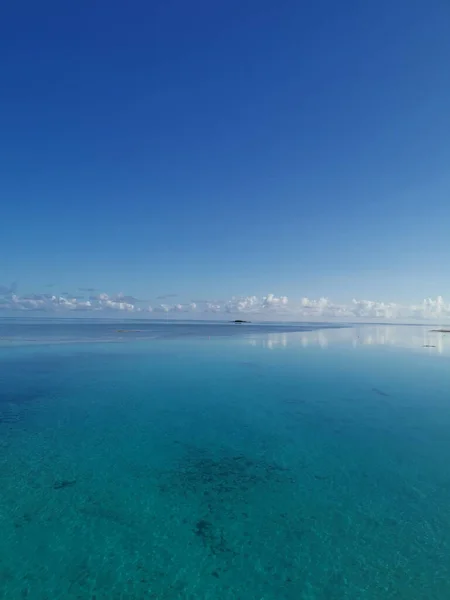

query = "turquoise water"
[1,322,450,599]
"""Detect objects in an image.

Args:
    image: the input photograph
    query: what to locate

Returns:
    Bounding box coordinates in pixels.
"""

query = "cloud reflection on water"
[246,325,450,355]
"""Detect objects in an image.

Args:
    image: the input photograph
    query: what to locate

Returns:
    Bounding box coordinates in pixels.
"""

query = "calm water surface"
[1,321,450,599]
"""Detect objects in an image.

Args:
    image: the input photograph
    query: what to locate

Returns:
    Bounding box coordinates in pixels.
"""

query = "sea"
[1,318,450,599]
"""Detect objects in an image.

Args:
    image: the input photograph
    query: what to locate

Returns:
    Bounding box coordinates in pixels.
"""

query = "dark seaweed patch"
[194,519,235,556]
[53,479,76,490]
[161,447,288,499]
[372,387,390,397]
[14,512,33,529]
[158,446,292,558]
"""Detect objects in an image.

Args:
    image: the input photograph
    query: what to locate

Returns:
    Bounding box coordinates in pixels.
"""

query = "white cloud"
[6,292,137,313]
[224,296,259,313]
[291,296,450,322]
[153,302,198,313]
[170,304,184,313]
[222,294,290,315]
[3,289,450,322]
[262,293,288,308]
[205,302,222,313]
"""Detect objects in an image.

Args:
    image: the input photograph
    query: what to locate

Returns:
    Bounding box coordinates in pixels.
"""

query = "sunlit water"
[1,321,450,599]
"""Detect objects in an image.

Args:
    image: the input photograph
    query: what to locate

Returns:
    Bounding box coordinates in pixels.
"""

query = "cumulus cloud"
[262,294,288,309]
[153,302,196,313]
[171,304,184,313]
[2,288,450,322]
[90,293,109,301]
[3,293,136,313]
[223,294,289,315]
[224,296,258,313]
[205,302,222,313]
[292,296,450,321]
[220,294,450,322]
[153,304,169,313]
[93,293,135,311]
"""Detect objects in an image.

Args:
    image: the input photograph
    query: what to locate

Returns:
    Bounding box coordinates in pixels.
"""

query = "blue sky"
[1,1,450,319]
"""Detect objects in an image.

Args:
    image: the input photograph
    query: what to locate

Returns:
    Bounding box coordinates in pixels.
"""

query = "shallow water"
[1,322,450,599]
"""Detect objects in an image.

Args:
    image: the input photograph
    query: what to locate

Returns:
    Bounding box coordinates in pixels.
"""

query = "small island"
[231,320,250,324]
[430,329,450,333]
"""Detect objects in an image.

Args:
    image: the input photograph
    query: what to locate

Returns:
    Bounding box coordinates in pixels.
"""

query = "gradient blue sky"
[1,0,450,314]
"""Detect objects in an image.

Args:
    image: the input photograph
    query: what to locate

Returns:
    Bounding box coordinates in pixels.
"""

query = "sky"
[1,1,450,320]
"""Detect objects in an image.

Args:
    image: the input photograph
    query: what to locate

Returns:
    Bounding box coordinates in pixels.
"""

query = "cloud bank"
[1,286,450,322]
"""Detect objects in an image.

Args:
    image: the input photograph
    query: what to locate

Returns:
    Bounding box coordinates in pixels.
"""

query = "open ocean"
[1,319,450,599]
